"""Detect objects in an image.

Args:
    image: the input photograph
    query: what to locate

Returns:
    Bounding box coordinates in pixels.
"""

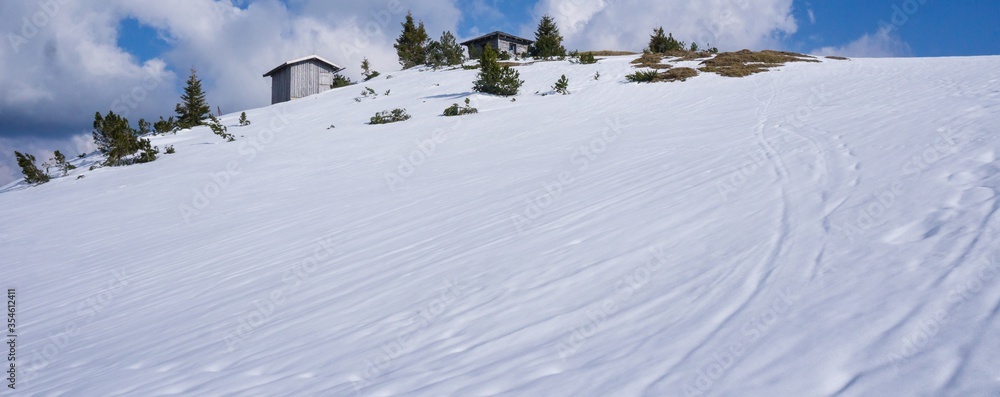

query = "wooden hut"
[263,55,345,104]
[460,31,534,59]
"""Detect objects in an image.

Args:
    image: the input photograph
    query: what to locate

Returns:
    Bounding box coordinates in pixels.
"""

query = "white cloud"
[812,27,912,58]
[527,0,798,52]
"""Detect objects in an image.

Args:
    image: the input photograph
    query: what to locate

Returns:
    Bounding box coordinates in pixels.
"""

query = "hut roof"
[263,55,344,77]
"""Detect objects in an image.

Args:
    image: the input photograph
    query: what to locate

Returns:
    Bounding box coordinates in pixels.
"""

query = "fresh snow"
[2,55,1000,396]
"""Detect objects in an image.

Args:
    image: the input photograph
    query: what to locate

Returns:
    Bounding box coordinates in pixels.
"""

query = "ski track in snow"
[2,55,1000,396]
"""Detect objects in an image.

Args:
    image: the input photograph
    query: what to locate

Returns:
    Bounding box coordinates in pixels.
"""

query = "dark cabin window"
[509,43,516,52]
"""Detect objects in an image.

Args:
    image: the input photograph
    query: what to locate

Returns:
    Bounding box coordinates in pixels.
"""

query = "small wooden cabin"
[263,55,345,104]
[461,31,534,59]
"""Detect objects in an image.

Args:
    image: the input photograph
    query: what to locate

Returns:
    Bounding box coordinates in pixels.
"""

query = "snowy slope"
[2,54,1000,396]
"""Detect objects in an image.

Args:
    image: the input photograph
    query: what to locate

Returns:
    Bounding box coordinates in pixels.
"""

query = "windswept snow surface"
[3,55,1000,396]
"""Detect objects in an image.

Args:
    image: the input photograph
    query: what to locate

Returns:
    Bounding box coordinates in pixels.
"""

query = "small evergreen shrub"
[49,150,76,176]
[331,74,353,89]
[594,71,601,80]
[239,112,251,126]
[689,42,700,52]
[473,46,523,96]
[498,51,512,61]
[361,58,381,81]
[553,74,569,94]
[208,114,235,141]
[444,98,479,116]
[647,27,684,53]
[92,111,158,166]
[626,70,659,83]
[165,145,176,154]
[579,52,597,64]
[370,108,411,125]
[154,116,178,134]
[138,118,152,135]
[14,151,49,184]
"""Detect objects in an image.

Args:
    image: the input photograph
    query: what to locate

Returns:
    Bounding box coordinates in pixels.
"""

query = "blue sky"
[116,1,1000,61]
[1,0,998,184]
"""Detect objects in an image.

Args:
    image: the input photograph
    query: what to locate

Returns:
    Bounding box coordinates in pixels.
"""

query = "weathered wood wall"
[270,59,340,104]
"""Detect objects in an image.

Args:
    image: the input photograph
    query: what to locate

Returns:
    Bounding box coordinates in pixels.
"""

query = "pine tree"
[394,11,430,69]
[473,45,523,96]
[175,68,210,129]
[530,15,566,59]
[14,151,49,184]
[439,31,465,66]
[426,31,464,68]
[239,112,251,126]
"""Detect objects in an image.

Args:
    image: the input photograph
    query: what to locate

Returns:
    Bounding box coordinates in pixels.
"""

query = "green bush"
[647,27,684,53]
[331,74,353,89]
[579,52,597,64]
[153,116,178,134]
[14,151,49,184]
[444,98,479,116]
[626,70,659,83]
[370,108,411,125]
[92,111,158,166]
[473,46,523,96]
[165,145,176,154]
[239,112,251,126]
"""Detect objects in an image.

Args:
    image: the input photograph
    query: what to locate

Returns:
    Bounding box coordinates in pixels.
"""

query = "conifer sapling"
[14,151,49,184]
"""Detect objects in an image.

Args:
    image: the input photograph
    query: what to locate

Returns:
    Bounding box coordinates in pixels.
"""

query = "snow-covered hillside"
[3,54,1000,396]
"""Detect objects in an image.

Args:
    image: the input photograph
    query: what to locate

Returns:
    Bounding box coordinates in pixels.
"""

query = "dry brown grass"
[661,49,715,61]
[630,53,672,70]
[586,50,638,56]
[497,61,536,67]
[825,56,850,60]
[698,49,819,77]
[658,67,699,82]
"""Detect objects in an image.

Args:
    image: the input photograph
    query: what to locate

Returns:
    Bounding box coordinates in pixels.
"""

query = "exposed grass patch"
[661,49,715,61]
[659,67,699,82]
[498,61,536,67]
[698,49,819,77]
[587,50,637,56]
[627,68,699,83]
[630,53,671,70]
[825,56,850,60]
